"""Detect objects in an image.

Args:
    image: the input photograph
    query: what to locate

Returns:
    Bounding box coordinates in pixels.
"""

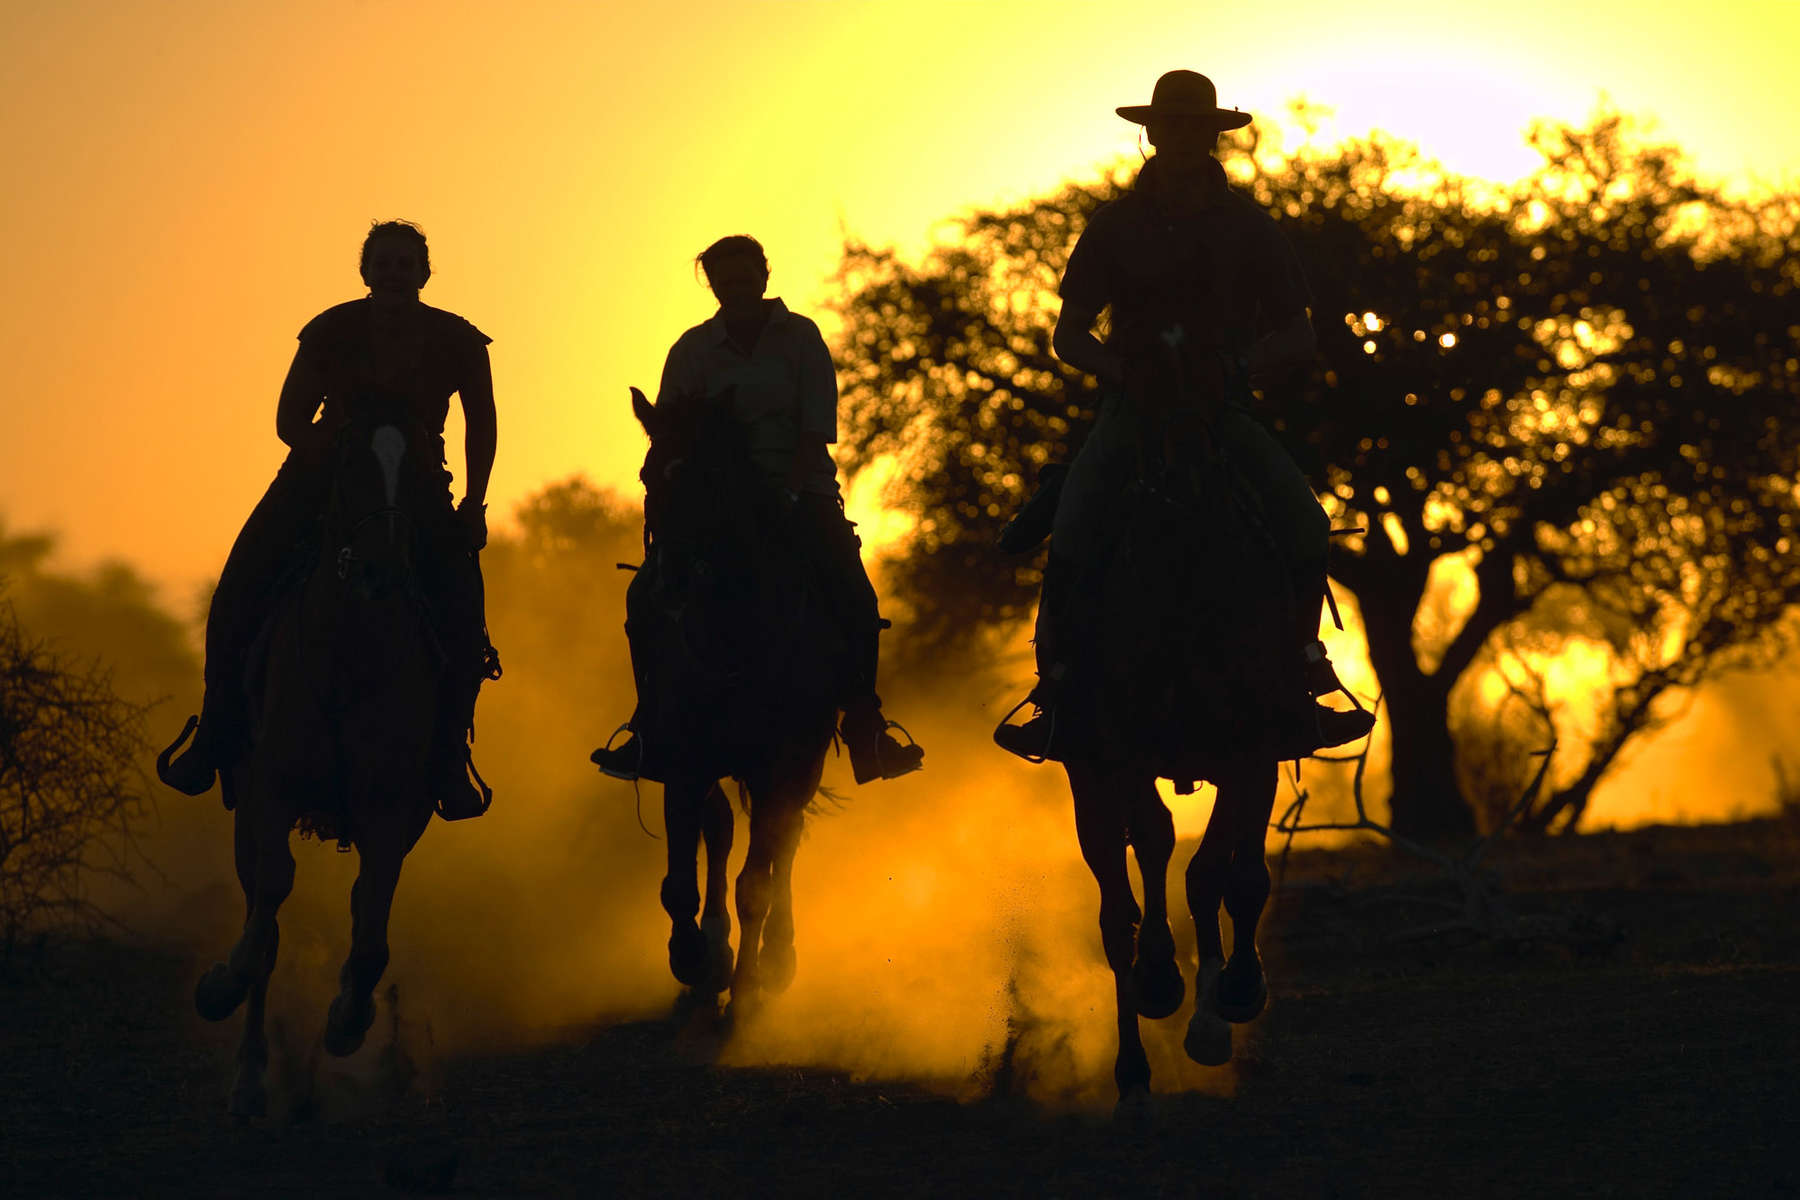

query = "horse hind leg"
[1216,763,1278,1024]
[756,800,807,995]
[229,924,279,1118]
[1216,773,1274,1021]
[195,782,292,1114]
[1067,762,1152,1108]
[1182,803,1235,1067]
[728,786,782,1009]
[324,817,416,1058]
[1126,782,1184,1020]
[758,742,823,996]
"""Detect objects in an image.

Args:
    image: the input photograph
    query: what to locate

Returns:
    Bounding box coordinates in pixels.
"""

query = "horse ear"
[630,387,657,436]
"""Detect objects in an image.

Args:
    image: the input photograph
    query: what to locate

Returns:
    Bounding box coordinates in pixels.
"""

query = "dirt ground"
[4,818,1796,1199]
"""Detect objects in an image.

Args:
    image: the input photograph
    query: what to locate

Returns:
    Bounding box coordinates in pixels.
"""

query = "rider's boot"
[991,668,1065,762]
[1290,561,1374,753]
[1305,640,1375,749]
[841,694,924,784]
[994,553,1081,762]
[590,713,671,784]
[433,665,492,820]
[157,691,239,796]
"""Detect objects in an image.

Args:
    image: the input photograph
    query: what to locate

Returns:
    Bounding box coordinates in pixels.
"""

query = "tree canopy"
[828,113,1800,837]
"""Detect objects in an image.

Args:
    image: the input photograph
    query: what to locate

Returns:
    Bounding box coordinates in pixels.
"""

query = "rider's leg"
[428,541,492,819]
[791,494,923,783]
[160,453,325,795]
[591,562,668,781]
[994,411,1121,760]
[1215,410,1373,750]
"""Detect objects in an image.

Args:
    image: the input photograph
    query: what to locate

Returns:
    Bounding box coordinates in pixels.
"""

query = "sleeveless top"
[296,298,492,460]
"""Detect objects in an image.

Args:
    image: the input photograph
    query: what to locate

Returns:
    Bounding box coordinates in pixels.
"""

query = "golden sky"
[4,0,1799,605]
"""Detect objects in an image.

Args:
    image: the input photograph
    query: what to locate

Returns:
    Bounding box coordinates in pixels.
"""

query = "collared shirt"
[1059,156,1310,356]
[657,297,841,496]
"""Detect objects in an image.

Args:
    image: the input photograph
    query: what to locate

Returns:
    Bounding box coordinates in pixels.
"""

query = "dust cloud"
[8,498,1793,1107]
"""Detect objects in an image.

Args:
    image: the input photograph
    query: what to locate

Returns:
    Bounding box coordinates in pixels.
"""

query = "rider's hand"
[457,498,488,551]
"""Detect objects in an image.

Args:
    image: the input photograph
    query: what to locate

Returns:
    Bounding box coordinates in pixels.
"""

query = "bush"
[0,598,153,953]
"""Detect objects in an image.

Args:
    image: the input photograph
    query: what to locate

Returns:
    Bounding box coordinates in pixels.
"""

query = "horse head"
[628,384,787,689]
[326,412,442,601]
[631,384,773,566]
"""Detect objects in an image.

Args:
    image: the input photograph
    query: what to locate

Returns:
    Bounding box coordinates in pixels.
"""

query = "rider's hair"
[696,235,767,284]
[360,220,432,286]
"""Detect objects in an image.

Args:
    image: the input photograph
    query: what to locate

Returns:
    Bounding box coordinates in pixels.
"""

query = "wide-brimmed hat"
[1116,70,1252,130]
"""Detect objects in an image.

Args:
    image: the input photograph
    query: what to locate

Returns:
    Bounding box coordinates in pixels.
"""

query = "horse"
[619,386,844,1011]
[1030,347,1311,1113]
[181,416,467,1116]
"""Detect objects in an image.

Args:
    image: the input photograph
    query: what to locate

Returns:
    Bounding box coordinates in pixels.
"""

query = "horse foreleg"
[1126,780,1183,1020]
[1066,762,1150,1105]
[661,777,716,990]
[1216,760,1278,1024]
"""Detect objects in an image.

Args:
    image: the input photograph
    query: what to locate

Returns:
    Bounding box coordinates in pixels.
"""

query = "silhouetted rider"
[592,235,923,784]
[994,70,1374,761]
[158,221,497,817]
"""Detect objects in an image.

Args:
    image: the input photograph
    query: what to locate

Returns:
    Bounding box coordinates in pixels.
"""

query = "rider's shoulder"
[297,299,366,343]
[420,303,493,349]
[772,303,824,340]
[1082,193,1134,235]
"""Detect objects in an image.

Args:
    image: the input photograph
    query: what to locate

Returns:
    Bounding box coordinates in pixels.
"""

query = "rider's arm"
[1052,211,1125,389]
[790,319,839,495]
[1052,303,1125,389]
[459,344,497,508]
[275,344,330,451]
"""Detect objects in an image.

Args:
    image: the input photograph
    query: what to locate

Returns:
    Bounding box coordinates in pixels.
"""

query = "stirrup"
[156,714,218,796]
[591,722,644,781]
[879,719,924,780]
[847,715,924,784]
[992,694,1055,764]
[436,747,493,821]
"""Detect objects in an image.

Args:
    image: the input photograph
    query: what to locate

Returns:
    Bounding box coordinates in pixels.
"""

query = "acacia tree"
[829,114,1800,838]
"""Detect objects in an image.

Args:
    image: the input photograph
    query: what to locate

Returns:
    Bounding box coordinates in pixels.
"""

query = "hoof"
[1216,951,1267,1024]
[194,962,252,1023]
[760,939,795,995]
[1133,921,1184,1019]
[1132,955,1185,1020]
[668,922,710,988]
[1113,1085,1155,1128]
[228,1073,267,1119]
[1185,960,1232,1066]
[323,991,376,1058]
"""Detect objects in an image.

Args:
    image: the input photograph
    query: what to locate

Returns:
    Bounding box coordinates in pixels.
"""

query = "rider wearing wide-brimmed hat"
[995,70,1373,760]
